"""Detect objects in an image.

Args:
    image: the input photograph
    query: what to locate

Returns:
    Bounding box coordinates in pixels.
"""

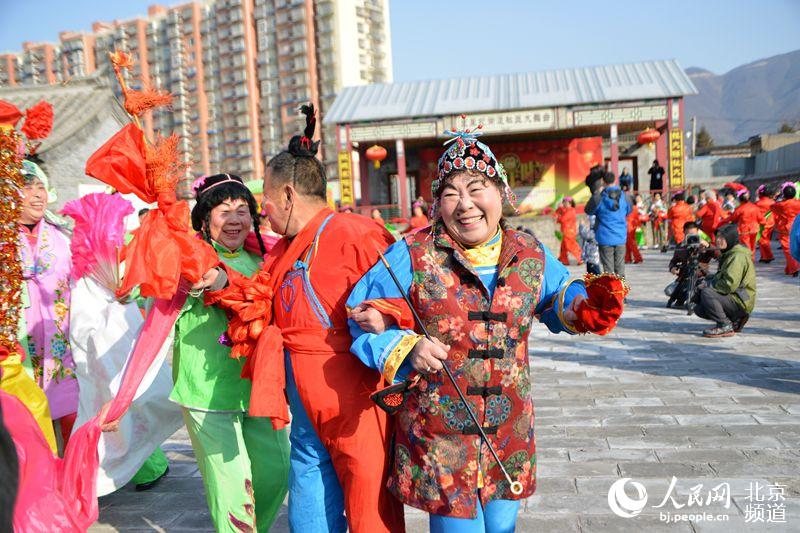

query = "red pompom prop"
[0,100,23,127]
[572,273,629,335]
[206,269,275,362]
[20,100,54,140]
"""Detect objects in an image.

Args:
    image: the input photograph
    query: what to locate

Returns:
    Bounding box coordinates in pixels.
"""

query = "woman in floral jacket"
[17,159,77,450]
[347,128,626,532]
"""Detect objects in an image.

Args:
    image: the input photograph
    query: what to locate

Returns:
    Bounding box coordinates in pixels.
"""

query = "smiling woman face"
[438,171,503,247]
[21,177,47,225]
[208,198,252,251]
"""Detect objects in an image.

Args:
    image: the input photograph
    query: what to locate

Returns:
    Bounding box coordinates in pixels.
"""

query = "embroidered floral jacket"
[348,222,585,518]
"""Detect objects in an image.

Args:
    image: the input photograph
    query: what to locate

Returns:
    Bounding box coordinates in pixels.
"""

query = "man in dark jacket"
[585,172,632,277]
[648,160,665,192]
[619,167,634,191]
[695,224,757,338]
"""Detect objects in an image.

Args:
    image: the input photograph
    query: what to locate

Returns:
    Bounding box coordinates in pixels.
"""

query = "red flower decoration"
[572,273,630,335]
[206,269,274,361]
[21,100,54,140]
[469,146,480,156]
[0,100,23,127]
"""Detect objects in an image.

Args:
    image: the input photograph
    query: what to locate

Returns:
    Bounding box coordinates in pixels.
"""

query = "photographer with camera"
[666,221,716,309]
[693,224,756,338]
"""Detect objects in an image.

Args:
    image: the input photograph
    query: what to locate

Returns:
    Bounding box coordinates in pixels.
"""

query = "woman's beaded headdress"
[430,115,516,218]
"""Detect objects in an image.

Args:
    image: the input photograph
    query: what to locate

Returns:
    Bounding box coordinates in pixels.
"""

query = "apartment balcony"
[253,4,269,18]
[316,3,334,17]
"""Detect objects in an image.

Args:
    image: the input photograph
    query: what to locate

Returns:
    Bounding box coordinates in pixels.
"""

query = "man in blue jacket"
[585,172,632,277]
[791,213,800,264]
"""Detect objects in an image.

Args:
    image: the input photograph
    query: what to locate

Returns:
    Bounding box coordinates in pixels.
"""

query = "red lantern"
[637,129,660,147]
[365,144,388,169]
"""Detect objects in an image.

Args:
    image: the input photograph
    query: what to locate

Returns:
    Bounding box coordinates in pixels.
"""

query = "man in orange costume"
[722,189,764,259]
[667,191,694,245]
[555,196,583,265]
[755,184,775,263]
[209,106,404,532]
[695,190,724,245]
[772,182,800,276]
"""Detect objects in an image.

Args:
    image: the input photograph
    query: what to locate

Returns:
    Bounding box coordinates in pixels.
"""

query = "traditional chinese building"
[324,59,698,217]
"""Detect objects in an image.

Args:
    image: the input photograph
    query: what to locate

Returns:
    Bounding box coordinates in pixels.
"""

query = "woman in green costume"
[174,173,289,531]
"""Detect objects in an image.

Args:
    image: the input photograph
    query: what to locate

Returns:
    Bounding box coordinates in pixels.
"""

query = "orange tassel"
[109,50,135,71]
[145,134,180,195]
[124,84,172,117]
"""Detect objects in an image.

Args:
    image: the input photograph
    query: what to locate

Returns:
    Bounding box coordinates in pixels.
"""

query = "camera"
[584,165,605,194]
[685,234,700,247]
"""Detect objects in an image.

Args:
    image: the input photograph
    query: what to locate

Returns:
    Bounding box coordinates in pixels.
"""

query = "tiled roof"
[325,59,698,124]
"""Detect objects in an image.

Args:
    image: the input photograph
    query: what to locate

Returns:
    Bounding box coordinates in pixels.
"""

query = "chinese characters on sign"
[337,151,354,207]
[573,105,667,127]
[669,129,684,189]
[498,153,544,188]
[349,122,437,142]
[450,109,556,134]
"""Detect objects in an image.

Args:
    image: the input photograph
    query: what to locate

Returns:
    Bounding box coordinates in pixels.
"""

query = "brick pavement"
[91,247,800,532]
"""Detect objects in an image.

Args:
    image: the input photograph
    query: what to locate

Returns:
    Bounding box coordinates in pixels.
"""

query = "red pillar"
[396,139,409,219]
[666,99,674,199]
[610,123,619,177]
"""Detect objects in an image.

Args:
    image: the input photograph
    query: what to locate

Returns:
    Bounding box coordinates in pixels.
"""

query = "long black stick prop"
[376,250,524,495]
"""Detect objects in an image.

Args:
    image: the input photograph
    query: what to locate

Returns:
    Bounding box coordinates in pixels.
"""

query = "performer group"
[1,50,796,533]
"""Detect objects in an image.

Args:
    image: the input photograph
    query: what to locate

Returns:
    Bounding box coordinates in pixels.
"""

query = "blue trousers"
[430,499,520,533]
[285,354,347,533]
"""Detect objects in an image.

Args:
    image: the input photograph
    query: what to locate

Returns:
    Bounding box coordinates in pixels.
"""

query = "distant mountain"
[684,49,800,145]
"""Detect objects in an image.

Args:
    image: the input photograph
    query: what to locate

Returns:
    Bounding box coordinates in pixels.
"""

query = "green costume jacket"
[170,243,260,411]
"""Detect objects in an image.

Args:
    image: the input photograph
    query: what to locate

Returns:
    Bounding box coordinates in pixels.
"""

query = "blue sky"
[1,0,798,80]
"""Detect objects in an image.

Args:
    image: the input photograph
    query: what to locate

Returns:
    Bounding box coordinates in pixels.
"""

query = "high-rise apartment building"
[0,0,392,193]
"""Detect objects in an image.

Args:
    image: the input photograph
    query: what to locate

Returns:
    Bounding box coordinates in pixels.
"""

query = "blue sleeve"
[533,243,587,334]
[347,240,416,381]
[791,214,800,262]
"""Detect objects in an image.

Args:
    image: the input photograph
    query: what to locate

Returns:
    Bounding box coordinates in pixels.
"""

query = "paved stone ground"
[91,246,800,532]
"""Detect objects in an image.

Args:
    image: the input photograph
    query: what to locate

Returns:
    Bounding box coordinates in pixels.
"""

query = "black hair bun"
[287,104,320,157]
